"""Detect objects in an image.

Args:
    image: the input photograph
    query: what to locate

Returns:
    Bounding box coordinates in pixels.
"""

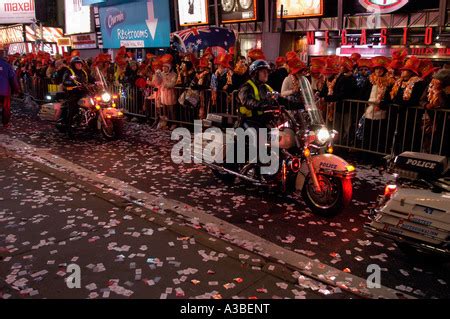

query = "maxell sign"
[0,0,35,24]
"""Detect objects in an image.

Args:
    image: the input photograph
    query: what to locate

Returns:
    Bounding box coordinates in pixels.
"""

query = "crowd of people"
[1,45,449,155]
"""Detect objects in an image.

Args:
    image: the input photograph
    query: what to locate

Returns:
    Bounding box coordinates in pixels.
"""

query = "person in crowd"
[147,58,163,127]
[191,56,212,119]
[153,54,177,130]
[227,55,248,93]
[52,59,70,86]
[388,48,407,82]
[318,57,340,122]
[281,57,308,108]
[268,56,288,93]
[211,53,232,109]
[309,57,325,95]
[46,61,56,80]
[124,61,139,87]
[320,56,357,142]
[388,56,426,153]
[358,56,394,152]
[420,68,450,155]
[0,47,20,129]
[390,56,425,107]
[176,60,196,87]
[350,53,362,72]
[355,59,372,101]
[247,48,266,65]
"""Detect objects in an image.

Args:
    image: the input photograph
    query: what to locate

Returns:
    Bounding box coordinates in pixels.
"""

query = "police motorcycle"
[365,151,450,257]
[39,67,125,140]
[197,76,355,216]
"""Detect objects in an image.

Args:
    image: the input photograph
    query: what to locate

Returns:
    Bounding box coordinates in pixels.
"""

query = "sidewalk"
[0,147,347,299]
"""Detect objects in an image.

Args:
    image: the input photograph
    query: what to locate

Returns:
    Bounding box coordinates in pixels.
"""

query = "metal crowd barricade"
[327,99,450,157]
[115,84,237,126]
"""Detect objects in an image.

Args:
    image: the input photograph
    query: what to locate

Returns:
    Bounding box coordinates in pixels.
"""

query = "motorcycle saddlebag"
[394,152,448,178]
[39,103,62,122]
[203,113,237,129]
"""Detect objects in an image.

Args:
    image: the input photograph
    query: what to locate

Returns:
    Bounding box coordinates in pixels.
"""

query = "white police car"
[365,152,450,257]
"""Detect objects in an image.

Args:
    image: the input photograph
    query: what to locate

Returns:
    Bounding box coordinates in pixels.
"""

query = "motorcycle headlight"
[316,128,330,144]
[101,92,111,103]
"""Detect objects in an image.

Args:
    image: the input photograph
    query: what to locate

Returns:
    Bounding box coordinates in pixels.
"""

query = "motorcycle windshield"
[298,76,324,126]
[94,67,108,91]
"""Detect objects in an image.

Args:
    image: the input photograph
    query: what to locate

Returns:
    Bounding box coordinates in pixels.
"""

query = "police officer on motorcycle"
[58,56,92,134]
[238,59,276,129]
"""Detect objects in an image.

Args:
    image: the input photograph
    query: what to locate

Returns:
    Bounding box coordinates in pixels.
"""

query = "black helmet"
[249,59,271,77]
[70,56,83,65]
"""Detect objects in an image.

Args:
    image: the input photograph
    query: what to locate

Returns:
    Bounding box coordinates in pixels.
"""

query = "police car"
[365,152,450,257]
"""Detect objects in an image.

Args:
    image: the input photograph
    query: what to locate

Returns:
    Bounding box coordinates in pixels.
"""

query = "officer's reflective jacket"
[238,79,273,117]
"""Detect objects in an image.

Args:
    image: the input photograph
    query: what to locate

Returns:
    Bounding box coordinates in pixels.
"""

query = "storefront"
[218,0,262,57]
[0,24,67,56]
[279,0,449,63]
[64,0,100,58]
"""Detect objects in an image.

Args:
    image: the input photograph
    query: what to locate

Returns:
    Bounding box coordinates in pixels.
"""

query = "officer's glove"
[254,100,272,111]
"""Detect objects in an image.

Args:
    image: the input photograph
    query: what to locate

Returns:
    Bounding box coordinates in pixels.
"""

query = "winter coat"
[155,71,177,106]
[320,73,357,103]
[0,58,20,96]
[268,67,288,93]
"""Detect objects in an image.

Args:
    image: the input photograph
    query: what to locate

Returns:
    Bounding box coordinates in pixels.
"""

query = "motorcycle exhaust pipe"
[201,161,266,186]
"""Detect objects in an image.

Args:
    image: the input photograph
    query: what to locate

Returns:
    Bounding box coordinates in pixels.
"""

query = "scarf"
[427,79,442,109]
[326,76,338,96]
[390,76,422,101]
[369,73,394,103]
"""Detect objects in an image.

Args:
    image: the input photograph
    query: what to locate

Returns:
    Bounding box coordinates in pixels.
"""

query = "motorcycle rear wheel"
[302,174,352,217]
[211,167,236,183]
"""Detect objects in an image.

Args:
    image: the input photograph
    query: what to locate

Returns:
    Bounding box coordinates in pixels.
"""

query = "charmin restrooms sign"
[99,0,170,48]
[0,0,35,23]
[359,0,409,14]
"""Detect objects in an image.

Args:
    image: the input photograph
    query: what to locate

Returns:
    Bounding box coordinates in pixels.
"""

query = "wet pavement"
[0,104,449,298]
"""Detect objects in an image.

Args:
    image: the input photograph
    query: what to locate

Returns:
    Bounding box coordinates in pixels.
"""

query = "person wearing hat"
[227,55,249,93]
[0,46,20,129]
[211,53,232,106]
[176,60,195,88]
[355,59,372,101]
[351,53,362,68]
[280,57,308,108]
[389,56,425,107]
[419,68,450,155]
[358,56,394,152]
[388,56,426,153]
[268,56,288,93]
[153,54,177,130]
[309,57,325,95]
[320,56,357,142]
[190,56,212,119]
[247,48,266,64]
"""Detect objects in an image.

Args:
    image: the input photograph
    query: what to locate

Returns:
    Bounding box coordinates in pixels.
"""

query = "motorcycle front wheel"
[301,174,352,217]
[102,118,124,140]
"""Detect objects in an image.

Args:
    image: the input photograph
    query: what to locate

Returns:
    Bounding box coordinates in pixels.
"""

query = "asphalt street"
[0,104,449,299]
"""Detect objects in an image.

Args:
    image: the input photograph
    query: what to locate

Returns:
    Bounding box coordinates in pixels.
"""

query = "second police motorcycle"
[39,63,125,140]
